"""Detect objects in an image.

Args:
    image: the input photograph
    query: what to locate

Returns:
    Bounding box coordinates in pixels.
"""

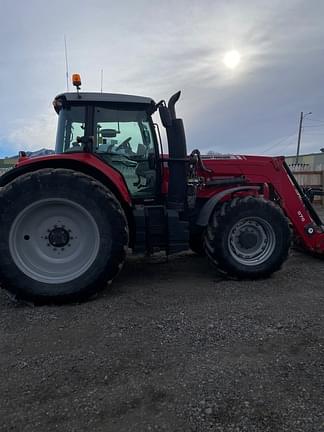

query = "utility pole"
[295,111,312,164]
[295,112,304,164]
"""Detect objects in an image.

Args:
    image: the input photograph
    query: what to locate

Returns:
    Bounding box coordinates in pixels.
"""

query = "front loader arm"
[269,159,324,252]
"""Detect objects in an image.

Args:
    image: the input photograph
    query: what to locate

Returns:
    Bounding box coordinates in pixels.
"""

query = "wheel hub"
[228,217,276,266]
[238,231,258,249]
[48,227,70,248]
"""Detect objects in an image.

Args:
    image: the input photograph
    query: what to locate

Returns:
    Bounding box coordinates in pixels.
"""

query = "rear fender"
[0,154,132,207]
[196,186,260,226]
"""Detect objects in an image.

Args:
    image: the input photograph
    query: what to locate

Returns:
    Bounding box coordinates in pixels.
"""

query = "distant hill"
[0,149,55,175]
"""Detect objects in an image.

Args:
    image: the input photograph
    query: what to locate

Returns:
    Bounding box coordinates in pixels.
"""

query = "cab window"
[94,106,157,198]
[55,106,86,153]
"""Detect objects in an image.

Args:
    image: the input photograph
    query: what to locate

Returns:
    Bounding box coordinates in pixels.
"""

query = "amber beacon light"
[72,74,81,89]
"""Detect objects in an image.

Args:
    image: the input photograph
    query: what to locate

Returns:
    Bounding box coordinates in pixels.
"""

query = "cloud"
[5,109,57,155]
[1,0,324,157]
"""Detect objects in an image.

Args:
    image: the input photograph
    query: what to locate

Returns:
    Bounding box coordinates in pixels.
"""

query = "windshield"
[55,105,156,158]
[55,106,86,153]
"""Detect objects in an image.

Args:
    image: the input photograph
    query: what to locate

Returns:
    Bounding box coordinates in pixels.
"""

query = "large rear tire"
[204,197,291,279]
[0,169,128,304]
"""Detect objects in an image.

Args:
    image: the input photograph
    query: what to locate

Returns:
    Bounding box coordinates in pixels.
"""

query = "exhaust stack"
[160,91,188,210]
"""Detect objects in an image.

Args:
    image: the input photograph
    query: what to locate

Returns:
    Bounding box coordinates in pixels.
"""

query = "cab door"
[94,105,158,200]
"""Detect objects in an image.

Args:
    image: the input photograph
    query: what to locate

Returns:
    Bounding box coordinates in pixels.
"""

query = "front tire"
[204,197,291,279]
[0,169,128,304]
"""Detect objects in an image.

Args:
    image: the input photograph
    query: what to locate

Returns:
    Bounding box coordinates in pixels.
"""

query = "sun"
[223,50,241,69]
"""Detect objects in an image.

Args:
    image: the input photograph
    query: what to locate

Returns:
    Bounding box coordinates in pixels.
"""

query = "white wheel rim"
[9,198,101,284]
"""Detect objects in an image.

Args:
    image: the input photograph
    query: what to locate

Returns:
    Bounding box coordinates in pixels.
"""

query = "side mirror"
[159,105,172,128]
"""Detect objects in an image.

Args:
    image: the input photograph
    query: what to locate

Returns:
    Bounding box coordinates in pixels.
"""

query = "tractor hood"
[198,153,285,176]
[201,153,283,164]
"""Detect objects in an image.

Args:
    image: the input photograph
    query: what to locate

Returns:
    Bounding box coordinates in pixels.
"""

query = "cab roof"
[53,92,156,113]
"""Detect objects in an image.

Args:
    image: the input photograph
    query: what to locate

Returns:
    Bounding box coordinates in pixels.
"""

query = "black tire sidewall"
[0,169,128,302]
[210,199,290,278]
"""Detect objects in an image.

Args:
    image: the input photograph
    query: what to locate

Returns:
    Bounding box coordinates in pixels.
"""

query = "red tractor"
[0,75,322,303]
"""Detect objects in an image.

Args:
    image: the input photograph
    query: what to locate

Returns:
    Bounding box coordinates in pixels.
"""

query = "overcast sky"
[1,0,324,157]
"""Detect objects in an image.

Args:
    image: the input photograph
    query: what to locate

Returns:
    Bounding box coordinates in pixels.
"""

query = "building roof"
[285,152,324,158]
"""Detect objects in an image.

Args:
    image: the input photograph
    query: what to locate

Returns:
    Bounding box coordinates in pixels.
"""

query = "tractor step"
[133,205,189,254]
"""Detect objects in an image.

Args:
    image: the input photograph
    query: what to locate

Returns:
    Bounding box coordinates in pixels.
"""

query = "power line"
[302,130,324,135]
[305,118,324,123]
[303,125,324,128]
[262,132,297,154]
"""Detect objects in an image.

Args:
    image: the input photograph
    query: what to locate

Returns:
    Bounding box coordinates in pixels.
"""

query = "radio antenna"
[64,35,69,92]
[100,69,104,93]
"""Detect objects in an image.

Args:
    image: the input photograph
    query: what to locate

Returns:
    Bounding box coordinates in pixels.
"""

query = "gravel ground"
[0,247,323,432]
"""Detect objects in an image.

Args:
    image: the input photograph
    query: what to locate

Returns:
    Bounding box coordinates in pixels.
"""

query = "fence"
[290,169,324,205]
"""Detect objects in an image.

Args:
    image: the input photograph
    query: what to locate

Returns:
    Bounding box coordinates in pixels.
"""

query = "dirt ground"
[0,246,323,432]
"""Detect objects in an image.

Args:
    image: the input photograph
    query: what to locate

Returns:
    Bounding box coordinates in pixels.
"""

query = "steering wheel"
[116,137,132,153]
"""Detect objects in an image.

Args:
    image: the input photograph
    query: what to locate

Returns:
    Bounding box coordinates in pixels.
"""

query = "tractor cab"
[53,90,159,199]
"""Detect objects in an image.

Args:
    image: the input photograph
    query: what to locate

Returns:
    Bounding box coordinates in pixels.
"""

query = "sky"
[1,0,324,158]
